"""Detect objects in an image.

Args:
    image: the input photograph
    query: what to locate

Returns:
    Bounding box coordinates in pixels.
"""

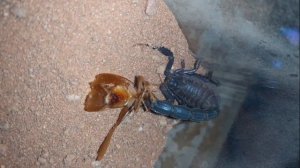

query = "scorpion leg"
[185,59,201,74]
[149,100,219,122]
[174,59,201,74]
[206,71,220,86]
[177,59,220,86]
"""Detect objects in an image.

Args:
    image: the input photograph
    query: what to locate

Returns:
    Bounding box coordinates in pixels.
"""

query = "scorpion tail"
[149,100,219,122]
[189,108,219,122]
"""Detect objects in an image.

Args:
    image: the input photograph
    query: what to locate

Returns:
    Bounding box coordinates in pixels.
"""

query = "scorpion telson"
[138,44,220,122]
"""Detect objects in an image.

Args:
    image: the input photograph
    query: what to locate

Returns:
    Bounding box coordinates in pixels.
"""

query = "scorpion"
[139,44,220,122]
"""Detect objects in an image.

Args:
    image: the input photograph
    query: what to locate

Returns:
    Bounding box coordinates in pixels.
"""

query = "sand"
[0,0,195,167]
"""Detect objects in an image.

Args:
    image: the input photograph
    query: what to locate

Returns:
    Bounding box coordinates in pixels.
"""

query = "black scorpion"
[143,44,220,122]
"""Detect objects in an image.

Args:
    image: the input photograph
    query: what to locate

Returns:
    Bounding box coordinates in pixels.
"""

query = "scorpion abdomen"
[166,73,218,111]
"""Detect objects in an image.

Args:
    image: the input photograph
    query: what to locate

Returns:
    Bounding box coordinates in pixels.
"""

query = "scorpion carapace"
[84,73,155,160]
[137,44,220,122]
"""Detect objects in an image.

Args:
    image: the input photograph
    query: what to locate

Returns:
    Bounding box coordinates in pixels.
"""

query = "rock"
[69,80,79,86]
[66,94,81,102]
[0,144,7,157]
[132,0,139,5]
[63,154,76,166]
[171,120,180,125]
[63,126,82,136]
[138,126,143,132]
[156,65,165,74]
[49,158,55,164]
[197,66,208,76]
[29,68,35,78]
[159,117,167,127]
[0,122,9,131]
[9,106,19,115]
[3,11,9,17]
[10,5,27,18]
[91,161,101,168]
[36,149,49,166]
[37,157,47,166]
[88,152,97,160]
[82,155,92,163]
[145,0,157,16]
[151,55,161,62]
[63,127,71,136]
[40,149,49,158]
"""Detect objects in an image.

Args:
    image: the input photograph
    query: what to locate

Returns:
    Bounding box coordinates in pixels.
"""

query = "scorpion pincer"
[143,44,220,122]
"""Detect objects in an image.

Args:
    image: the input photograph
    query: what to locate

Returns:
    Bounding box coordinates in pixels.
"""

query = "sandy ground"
[0,0,195,167]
